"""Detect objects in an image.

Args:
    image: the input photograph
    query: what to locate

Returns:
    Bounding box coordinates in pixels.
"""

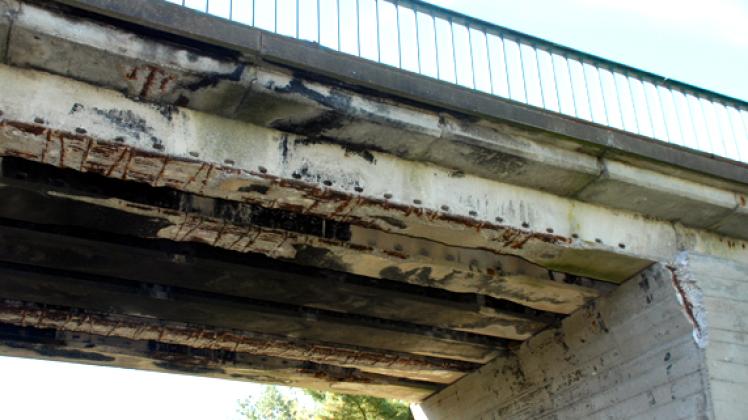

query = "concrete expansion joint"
[667,252,708,349]
[568,154,609,199]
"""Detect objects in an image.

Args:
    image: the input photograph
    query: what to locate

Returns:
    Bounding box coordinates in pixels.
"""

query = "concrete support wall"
[418,263,714,419]
[680,254,748,419]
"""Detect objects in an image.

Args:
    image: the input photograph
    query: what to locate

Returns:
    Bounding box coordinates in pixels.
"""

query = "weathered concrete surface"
[0,0,746,408]
[417,264,714,419]
[0,323,437,401]
[1,63,746,287]
[0,156,602,316]
[0,0,18,60]
[674,253,748,419]
[47,0,748,191]
[0,299,475,384]
[7,1,748,245]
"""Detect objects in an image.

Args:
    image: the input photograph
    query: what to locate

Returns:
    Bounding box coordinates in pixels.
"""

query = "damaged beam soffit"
[0,299,478,386]
[0,320,438,401]
[0,256,511,364]
[0,64,746,283]
[0,156,605,316]
[0,219,564,340]
[4,1,748,240]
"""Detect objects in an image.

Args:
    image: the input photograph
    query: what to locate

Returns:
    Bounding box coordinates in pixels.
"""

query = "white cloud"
[577,0,748,47]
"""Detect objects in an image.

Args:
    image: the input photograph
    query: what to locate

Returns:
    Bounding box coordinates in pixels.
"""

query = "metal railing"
[168,0,748,163]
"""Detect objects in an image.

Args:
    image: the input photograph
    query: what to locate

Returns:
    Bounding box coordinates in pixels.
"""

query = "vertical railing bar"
[595,65,610,126]
[721,102,743,159]
[551,53,563,112]
[432,14,440,80]
[252,0,256,26]
[739,109,748,162]
[295,0,300,38]
[624,74,640,134]
[611,70,626,130]
[229,0,233,20]
[518,41,529,103]
[449,17,458,83]
[375,0,381,62]
[534,46,546,109]
[710,100,728,155]
[337,0,341,51]
[656,84,673,142]
[415,8,422,73]
[696,95,714,152]
[317,0,321,43]
[564,55,578,117]
[669,88,685,144]
[580,60,595,121]
[484,31,495,94]
[709,101,728,155]
[397,2,403,68]
[740,108,748,137]
[274,0,278,32]
[356,0,361,57]
[731,106,747,160]
[640,78,657,138]
[682,90,702,150]
[468,26,477,89]
[501,35,512,99]
[205,0,208,13]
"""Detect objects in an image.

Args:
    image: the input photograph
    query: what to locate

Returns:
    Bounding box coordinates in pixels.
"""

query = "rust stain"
[0,118,572,257]
[140,66,159,97]
[125,67,138,81]
[0,300,474,377]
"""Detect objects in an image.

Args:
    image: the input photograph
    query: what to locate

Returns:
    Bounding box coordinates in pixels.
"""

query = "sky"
[427,0,748,101]
[1,1,746,419]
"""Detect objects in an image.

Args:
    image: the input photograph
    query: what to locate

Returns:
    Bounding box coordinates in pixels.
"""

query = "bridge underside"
[0,0,746,411]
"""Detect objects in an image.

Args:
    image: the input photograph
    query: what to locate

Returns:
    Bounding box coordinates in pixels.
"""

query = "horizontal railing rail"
[168,0,748,163]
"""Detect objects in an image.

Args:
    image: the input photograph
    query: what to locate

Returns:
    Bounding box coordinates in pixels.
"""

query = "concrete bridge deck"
[0,0,746,418]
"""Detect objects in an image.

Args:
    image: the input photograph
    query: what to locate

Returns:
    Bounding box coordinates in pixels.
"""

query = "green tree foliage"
[238,386,310,420]
[305,390,413,420]
[238,385,413,420]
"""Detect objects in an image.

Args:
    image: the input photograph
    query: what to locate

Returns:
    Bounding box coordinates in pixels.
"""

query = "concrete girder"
[0,322,437,401]
[0,64,747,285]
[0,299,476,385]
[0,157,601,316]
[5,1,748,245]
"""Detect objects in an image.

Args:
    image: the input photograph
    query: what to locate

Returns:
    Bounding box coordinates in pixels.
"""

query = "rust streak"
[105,147,129,177]
[154,156,169,186]
[79,137,94,172]
[58,134,65,168]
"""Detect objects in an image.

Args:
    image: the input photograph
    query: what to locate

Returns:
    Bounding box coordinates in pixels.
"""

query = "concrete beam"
[0,157,602,315]
[6,1,748,245]
[0,299,475,384]
[0,222,557,340]
[0,323,437,401]
[46,0,748,192]
[0,64,746,284]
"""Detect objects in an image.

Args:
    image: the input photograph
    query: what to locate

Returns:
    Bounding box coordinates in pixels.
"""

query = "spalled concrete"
[0,0,747,413]
[2,63,747,285]
[6,2,748,246]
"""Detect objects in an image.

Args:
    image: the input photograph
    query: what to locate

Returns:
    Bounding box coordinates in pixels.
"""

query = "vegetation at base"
[238,385,414,420]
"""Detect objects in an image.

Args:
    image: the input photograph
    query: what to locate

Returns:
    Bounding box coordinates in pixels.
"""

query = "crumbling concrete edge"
[669,252,709,348]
